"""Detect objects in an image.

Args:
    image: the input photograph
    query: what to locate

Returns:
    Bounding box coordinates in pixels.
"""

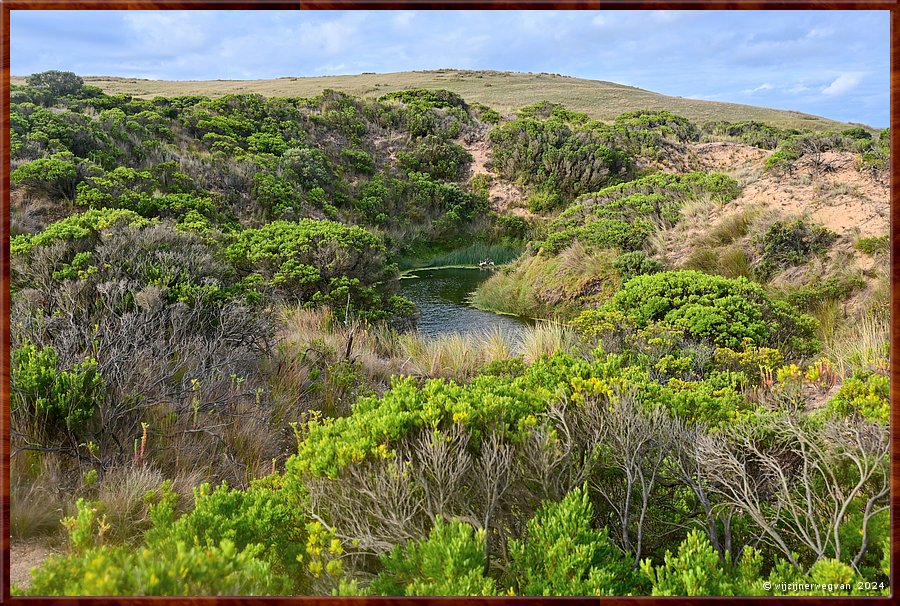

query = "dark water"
[399,267,531,339]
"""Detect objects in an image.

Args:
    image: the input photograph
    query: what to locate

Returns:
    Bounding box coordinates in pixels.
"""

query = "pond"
[399,267,532,339]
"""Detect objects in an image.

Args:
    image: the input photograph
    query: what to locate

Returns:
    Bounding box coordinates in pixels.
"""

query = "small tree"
[26,70,84,98]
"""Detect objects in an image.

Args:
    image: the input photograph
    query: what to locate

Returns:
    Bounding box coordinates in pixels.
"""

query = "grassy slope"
[12,69,859,131]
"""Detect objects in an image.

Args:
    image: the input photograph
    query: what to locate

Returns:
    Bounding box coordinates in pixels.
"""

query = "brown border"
[0,1,896,604]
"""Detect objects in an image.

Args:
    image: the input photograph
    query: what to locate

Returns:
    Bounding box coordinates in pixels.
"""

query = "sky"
[10,10,889,126]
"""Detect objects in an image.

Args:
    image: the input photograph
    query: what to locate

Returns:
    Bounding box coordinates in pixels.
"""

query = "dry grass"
[520,321,580,364]
[12,70,853,131]
[825,312,890,377]
[94,466,165,545]
[278,307,580,385]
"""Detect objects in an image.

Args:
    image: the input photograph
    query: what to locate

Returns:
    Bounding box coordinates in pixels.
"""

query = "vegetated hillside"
[11,69,861,132]
[9,71,890,597]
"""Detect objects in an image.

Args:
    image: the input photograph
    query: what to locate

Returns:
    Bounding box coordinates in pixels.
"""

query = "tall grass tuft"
[825,312,889,376]
[520,321,579,363]
[422,242,523,268]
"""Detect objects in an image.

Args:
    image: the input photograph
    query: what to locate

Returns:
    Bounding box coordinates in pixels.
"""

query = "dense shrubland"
[11,72,890,596]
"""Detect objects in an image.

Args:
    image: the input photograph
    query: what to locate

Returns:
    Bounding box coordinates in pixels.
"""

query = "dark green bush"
[754,219,837,277]
[614,251,663,281]
[397,135,472,181]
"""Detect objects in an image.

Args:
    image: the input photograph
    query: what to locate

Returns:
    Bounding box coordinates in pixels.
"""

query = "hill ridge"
[11,69,864,131]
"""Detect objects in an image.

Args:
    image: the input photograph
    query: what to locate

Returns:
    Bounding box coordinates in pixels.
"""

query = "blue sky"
[11,10,889,126]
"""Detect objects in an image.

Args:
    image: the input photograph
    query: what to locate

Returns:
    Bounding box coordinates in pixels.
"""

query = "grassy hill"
[11,69,860,131]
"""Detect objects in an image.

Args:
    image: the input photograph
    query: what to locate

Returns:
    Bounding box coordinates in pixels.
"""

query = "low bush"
[754,219,837,278]
[575,270,819,355]
[854,235,888,255]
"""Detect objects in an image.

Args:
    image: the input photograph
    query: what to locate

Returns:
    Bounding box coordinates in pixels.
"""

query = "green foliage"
[397,135,472,181]
[251,172,304,219]
[225,219,404,320]
[471,102,501,124]
[840,127,872,141]
[641,530,762,596]
[704,120,797,149]
[289,353,589,477]
[365,519,497,596]
[480,356,526,379]
[24,495,288,596]
[614,110,700,143]
[23,478,309,596]
[764,148,800,174]
[11,151,82,198]
[824,370,889,425]
[379,88,469,111]
[784,276,864,312]
[489,115,632,201]
[494,214,530,240]
[11,208,149,255]
[854,235,888,255]
[26,70,85,100]
[754,219,837,278]
[150,480,307,586]
[282,146,333,191]
[542,172,739,255]
[578,270,819,354]
[613,251,662,282]
[11,344,104,437]
[509,486,638,596]
[340,148,376,174]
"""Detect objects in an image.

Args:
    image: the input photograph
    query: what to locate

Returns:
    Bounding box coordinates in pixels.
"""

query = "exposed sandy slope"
[689,143,888,239]
[10,539,56,591]
[656,141,888,315]
[460,134,532,218]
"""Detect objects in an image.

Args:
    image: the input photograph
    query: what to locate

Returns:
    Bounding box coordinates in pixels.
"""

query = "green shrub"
[397,135,472,181]
[824,371,889,425]
[289,353,591,477]
[764,148,801,174]
[541,172,740,255]
[379,88,469,111]
[641,530,762,596]
[11,208,149,255]
[509,486,638,596]
[784,276,864,311]
[578,270,819,354]
[11,151,82,198]
[614,110,700,143]
[26,70,85,100]
[362,519,497,596]
[11,344,105,438]
[614,251,662,281]
[754,219,837,277]
[489,116,632,200]
[340,148,376,174]
[23,497,289,596]
[704,121,796,149]
[149,479,307,586]
[854,235,888,255]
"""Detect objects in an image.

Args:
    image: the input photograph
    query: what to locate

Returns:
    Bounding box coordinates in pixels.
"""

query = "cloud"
[821,72,865,96]
[744,82,774,94]
[123,11,212,56]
